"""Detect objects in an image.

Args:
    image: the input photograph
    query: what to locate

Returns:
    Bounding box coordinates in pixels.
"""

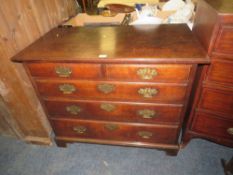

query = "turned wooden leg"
[55,140,67,148]
[166,149,179,156]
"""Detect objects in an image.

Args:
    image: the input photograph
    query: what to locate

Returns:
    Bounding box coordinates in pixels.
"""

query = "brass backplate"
[59,84,76,94]
[138,88,158,98]
[66,105,82,115]
[138,131,153,139]
[137,109,157,119]
[97,83,115,94]
[55,66,72,77]
[100,103,116,112]
[137,68,158,80]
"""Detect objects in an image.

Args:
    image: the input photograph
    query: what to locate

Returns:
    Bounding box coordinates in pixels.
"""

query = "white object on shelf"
[130,16,163,25]
[167,0,194,24]
[130,4,162,25]
[162,0,185,11]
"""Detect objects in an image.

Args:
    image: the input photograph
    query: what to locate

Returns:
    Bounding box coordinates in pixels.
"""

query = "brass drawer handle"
[104,124,119,131]
[137,68,158,80]
[227,128,233,135]
[137,109,157,119]
[100,103,116,112]
[138,88,158,98]
[73,126,87,134]
[55,66,72,77]
[97,83,115,94]
[66,105,82,115]
[138,131,153,139]
[59,84,76,94]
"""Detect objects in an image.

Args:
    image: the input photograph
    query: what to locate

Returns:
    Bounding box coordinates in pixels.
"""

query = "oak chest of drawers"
[183,0,233,147]
[13,24,208,154]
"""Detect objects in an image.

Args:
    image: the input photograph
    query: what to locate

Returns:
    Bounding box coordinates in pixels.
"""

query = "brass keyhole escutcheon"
[137,68,158,80]
[100,103,116,112]
[59,84,76,94]
[66,105,82,115]
[138,88,158,98]
[227,128,233,135]
[137,109,157,119]
[104,124,119,131]
[73,126,87,134]
[138,131,153,139]
[55,66,72,77]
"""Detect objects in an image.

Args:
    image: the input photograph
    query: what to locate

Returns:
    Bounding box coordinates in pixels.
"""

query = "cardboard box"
[63,13,126,26]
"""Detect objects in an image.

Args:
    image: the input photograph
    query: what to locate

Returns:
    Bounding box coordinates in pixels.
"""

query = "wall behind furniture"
[0,0,78,145]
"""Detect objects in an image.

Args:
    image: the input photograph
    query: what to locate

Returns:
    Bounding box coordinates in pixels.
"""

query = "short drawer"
[191,111,233,140]
[26,63,102,79]
[213,26,233,55]
[199,88,233,119]
[51,119,179,144]
[36,80,187,103]
[105,64,191,83]
[206,59,233,85]
[45,99,183,124]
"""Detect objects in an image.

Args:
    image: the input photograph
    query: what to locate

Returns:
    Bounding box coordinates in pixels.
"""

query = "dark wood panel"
[191,111,233,140]
[45,99,183,124]
[27,63,102,79]
[206,59,233,85]
[198,88,233,119]
[105,64,191,83]
[192,0,219,53]
[36,80,187,103]
[51,118,179,144]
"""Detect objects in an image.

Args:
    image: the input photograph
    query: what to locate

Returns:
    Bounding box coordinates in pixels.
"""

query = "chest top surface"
[12,24,208,64]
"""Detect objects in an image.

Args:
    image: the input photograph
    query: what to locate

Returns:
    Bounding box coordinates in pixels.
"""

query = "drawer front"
[51,119,178,144]
[207,59,233,85]
[192,112,233,140]
[214,26,233,55]
[199,88,233,119]
[105,64,191,83]
[45,100,183,124]
[27,63,102,79]
[36,80,187,103]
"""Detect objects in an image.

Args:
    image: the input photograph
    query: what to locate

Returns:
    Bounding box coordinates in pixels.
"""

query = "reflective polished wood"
[12,24,208,155]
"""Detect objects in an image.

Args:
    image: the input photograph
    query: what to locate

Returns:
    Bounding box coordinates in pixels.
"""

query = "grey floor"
[0,136,232,175]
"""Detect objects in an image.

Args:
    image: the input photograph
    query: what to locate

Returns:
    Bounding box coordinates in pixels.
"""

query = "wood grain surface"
[0,0,78,144]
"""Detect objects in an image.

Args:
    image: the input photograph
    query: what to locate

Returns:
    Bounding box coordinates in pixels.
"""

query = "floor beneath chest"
[0,136,232,175]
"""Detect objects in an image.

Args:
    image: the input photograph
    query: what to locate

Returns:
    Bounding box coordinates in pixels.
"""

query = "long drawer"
[191,111,233,140]
[198,87,233,119]
[206,58,233,85]
[51,119,179,144]
[45,99,183,124]
[36,80,187,103]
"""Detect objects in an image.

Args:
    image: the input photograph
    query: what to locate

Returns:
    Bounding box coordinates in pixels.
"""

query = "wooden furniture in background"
[183,0,233,147]
[0,0,78,145]
[13,25,208,154]
[222,157,233,175]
